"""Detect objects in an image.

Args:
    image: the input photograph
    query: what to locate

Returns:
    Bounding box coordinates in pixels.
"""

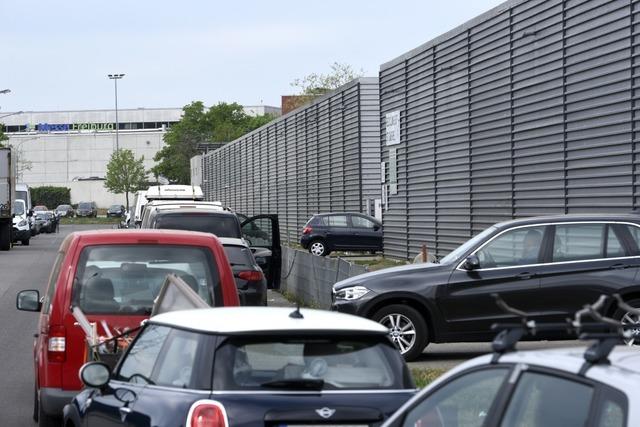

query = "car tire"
[309,240,328,257]
[372,304,429,362]
[35,388,58,427]
[22,238,30,246]
[613,298,640,346]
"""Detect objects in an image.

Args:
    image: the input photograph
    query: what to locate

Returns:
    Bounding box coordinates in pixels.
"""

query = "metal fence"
[279,246,369,309]
[200,78,381,243]
[380,0,640,259]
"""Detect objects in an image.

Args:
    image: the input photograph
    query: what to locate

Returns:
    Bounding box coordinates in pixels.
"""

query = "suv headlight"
[18,219,27,227]
[334,285,370,301]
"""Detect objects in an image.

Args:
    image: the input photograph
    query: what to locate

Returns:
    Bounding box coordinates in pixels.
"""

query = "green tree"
[152,102,274,184]
[104,149,147,211]
[291,62,364,96]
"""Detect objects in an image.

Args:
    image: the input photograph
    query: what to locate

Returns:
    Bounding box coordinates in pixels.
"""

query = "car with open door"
[143,205,282,290]
[63,307,416,427]
[16,229,240,426]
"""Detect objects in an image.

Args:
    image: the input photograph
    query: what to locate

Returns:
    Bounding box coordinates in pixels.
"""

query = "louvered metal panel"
[380,0,640,259]
[200,78,380,243]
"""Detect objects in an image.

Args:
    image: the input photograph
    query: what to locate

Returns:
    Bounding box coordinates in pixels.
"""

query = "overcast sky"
[1,0,506,112]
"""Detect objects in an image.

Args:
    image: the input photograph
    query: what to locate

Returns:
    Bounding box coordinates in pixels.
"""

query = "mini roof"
[150,307,389,335]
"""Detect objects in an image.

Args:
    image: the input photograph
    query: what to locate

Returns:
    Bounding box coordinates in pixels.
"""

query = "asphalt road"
[0,224,111,426]
[0,224,582,426]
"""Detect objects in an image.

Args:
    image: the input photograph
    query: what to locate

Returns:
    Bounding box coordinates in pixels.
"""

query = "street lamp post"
[107,74,125,150]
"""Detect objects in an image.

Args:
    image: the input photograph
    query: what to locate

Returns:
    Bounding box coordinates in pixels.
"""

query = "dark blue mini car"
[63,307,415,427]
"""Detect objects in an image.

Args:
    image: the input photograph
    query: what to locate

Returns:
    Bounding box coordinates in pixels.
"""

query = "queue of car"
[12,185,640,426]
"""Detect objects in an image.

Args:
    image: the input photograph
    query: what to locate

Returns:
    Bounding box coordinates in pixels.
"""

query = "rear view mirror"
[80,362,111,389]
[16,290,41,312]
[462,255,480,271]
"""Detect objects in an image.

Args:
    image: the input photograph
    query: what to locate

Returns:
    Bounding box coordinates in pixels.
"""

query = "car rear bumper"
[41,387,78,417]
[300,235,312,248]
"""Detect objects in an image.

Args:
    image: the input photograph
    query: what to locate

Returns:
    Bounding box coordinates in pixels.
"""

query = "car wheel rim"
[621,311,640,346]
[380,313,416,355]
[310,243,324,256]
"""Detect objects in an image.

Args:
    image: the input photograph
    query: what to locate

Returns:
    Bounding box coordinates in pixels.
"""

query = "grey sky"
[1,0,506,112]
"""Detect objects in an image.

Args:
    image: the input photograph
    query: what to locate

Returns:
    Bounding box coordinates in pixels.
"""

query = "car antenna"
[289,303,304,319]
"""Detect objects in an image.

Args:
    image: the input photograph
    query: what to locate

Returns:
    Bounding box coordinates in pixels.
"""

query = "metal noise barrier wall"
[279,246,368,309]
[380,0,640,260]
[200,78,381,244]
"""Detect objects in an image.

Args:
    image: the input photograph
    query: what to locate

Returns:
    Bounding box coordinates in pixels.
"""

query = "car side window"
[401,368,509,427]
[606,225,626,258]
[475,226,545,268]
[623,224,640,254]
[500,372,593,427]
[328,215,348,227]
[596,393,627,427]
[553,224,605,262]
[151,328,201,388]
[42,251,65,315]
[117,325,171,384]
[351,216,376,229]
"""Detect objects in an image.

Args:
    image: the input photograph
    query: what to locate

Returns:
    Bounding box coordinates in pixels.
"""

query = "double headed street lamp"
[107,74,125,150]
[0,89,10,95]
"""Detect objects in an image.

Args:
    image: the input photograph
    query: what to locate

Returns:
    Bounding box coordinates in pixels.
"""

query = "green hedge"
[31,186,71,209]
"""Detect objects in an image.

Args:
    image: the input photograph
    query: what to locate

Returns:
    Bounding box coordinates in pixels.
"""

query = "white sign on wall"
[385,111,401,146]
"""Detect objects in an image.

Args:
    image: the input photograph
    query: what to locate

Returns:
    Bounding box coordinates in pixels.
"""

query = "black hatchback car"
[64,307,415,427]
[301,212,383,256]
[332,214,640,361]
[107,204,126,217]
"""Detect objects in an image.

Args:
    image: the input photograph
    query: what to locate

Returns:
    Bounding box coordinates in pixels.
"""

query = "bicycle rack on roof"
[489,293,640,376]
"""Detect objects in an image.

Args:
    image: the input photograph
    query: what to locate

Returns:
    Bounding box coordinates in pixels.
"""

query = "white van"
[132,190,148,226]
[15,183,31,211]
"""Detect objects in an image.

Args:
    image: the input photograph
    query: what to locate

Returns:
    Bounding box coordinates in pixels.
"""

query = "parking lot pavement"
[0,224,112,425]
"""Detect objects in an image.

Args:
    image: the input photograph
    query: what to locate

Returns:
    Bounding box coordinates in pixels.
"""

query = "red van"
[16,229,240,426]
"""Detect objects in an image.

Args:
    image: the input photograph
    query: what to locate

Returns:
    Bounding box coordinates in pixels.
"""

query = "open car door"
[239,214,281,289]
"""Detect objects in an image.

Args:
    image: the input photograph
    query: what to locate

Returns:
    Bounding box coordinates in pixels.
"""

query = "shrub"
[31,186,71,209]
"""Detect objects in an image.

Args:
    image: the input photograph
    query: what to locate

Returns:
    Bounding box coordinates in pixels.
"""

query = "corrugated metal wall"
[201,78,381,243]
[380,0,640,259]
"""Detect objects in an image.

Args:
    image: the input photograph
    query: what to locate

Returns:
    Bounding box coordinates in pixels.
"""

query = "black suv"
[332,214,640,361]
[300,212,383,256]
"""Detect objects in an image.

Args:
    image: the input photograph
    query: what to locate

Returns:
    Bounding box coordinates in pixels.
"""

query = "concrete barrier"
[280,246,368,309]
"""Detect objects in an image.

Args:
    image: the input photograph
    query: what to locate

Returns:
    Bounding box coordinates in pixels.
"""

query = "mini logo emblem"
[316,407,336,419]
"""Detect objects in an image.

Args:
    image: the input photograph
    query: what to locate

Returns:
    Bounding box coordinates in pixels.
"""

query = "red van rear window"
[71,245,220,314]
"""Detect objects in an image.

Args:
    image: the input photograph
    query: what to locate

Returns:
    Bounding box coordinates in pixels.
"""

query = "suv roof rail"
[489,293,637,374]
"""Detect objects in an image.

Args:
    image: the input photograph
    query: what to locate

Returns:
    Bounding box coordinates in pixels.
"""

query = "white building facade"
[2,106,279,207]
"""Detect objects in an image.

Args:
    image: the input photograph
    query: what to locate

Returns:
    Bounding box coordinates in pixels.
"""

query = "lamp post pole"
[107,74,125,150]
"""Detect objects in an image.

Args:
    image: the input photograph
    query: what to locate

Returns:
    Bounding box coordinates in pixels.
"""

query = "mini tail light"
[47,325,66,363]
[237,270,264,282]
[187,400,228,427]
[302,226,312,235]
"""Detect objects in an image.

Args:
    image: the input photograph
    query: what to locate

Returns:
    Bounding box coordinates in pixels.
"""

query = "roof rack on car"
[489,293,639,375]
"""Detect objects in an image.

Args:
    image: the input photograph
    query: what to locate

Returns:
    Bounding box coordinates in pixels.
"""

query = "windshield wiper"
[260,378,324,390]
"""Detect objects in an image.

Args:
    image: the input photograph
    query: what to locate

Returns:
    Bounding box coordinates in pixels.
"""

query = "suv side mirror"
[16,290,41,312]
[462,254,480,271]
[373,224,381,231]
[27,209,33,217]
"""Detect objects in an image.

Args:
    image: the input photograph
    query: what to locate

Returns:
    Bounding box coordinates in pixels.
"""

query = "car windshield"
[13,201,25,215]
[155,213,241,238]
[109,205,121,210]
[56,205,70,210]
[213,335,410,391]
[35,213,47,220]
[71,244,220,314]
[78,203,92,209]
[223,245,254,267]
[439,226,498,265]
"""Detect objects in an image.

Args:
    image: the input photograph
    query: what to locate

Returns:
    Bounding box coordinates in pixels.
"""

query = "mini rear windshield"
[154,213,241,238]
[213,335,412,391]
[223,245,254,267]
[72,245,220,314]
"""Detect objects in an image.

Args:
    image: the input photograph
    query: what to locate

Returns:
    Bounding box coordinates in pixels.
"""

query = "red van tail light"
[236,270,264,282]
[187,400,228,427]
[47,325,66,363]
[302,226,312,235]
